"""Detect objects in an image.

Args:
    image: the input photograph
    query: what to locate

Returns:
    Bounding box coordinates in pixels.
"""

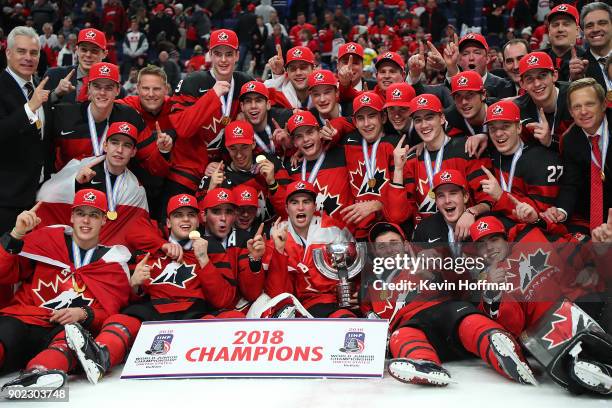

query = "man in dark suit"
[580,2,612,91]
[43,28,111,104]
[0,26,51,233]
[541,78,612,235]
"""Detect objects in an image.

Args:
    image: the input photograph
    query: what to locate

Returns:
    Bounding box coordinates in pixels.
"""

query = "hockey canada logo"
[98,64,111,75]
[217,190,229,200]
[492,105,504,115]
[476,221,489,232]
[241,190,252,200]
[119,123,131,133]
[246,82,256,92]
[391,88,402,99]
[83,191,97,202]
[416,97,428,106]
[178,195,191,205]
[360,95,371,104]
[465,33,476,40]
[292,48,303,58]
[541,301,599,349]
[232,126,244,136]
[295,182,306,190]
[146,332,174,355]
[314,72,325,82]
[339,331,365,354]
[439,171,452,182]
[218,31,229,41]
[527,55,539,66]
[85,30,96,40]
[346,44,357,53]
[457,76,469,87]
[557,5,568,11]
[293,115,304,125]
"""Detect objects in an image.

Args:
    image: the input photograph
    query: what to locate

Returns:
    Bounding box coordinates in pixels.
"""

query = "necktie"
[590,134,604,231]
[24,82,34,100]
[77,77,89,102]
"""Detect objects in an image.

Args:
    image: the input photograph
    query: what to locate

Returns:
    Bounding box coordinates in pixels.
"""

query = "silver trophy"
[312,242,367,308]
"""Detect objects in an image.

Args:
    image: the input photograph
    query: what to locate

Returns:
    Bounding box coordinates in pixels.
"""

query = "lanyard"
[255,126,275,153]
[464,117,487,136]
[499,142,524,192]
[362,138,381,181]
[318,104,342,125]
[170,235,193,251]
[423,136,449,190]
[587,117,609,172]
[447,225,462,258]
[72,239,95,269]
[87,104,108,156]
[210,70,235,118]
[104,161,126,214]
[301,152,326,183]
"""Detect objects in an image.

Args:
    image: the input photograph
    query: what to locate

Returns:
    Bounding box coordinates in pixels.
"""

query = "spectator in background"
[30,0,56,32]
[157,50,181,91]
[102,0,128,40]
[334,6,351,37]
[59,16,77,39]
[5,3,28,32]
[104,22,118,65]
[264,23,293,63]
[484,1,507,42]
[266,10,288,37]
[501,38,529,93]
[256,0,276,24]
[56,33,77,67]
[349,14,369,42]
[251,15,269,75]
[290,12,317,46]
[150,5,180,50]
[123,66,139,96]
[299,28,318,55]
[122,18,149,79]
[236,3,257,72]
[186,45,206,71]
[419,0,447,43]
[80,0,100,28]
[39,22,59,68]
[187,6,211,48]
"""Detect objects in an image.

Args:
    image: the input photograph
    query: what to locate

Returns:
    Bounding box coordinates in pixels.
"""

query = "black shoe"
[489,331,538,385]
[65,323,110,385]
[388,358,453,386]
[1,368,66,397]
[571,358,612,395]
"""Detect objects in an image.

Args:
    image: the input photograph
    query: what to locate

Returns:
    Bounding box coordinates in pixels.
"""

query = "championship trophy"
[313,242,367,308]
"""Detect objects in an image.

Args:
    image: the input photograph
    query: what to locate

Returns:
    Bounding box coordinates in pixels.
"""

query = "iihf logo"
[241,190,252,200]
[217,190,229,200]
[178,195,191,205]
[296,182,306,190]
[294,115,304,125]
[85,30,96,40]
[477,221,489,232]
[346,44,357,53]
[83,191,97,202]
[557,5,568,11]
[416,96,428,106]
[492,105,504,115]
[392,88,402,99]
[527,55,539,66]
[145,332,173,355]
[360,95,371,104]
[457,76,468,87]
[99,65,111,75]
[232,126,244,136]
[339,331,365,354]
[292,48,303,58]
[218,31,229,41]
[119,123,131,133]
[440,171,452,182]
[314,72,325,82]
[246,82,256,92]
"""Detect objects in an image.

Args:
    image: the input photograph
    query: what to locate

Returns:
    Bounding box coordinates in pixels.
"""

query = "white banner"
[121,319,388,379]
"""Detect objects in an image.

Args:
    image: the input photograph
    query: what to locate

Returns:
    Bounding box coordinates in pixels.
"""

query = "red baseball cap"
[77,28,106,50]
[72,188,107,213]
[209,29,239,50]
[353,91,385,114]
[234,185,258,207]
[450,71,484,94]
[458,33,489,51]
[88,62,120,83]
[547,4,579,25]
[485,100,520,124]
[167,193,199,215]
[368,221,407,242]
[432,169,467,191]
[287,111,319,134]
[224,120,255,146]
[519,52,554,76]
[240,81,269,100]
[107,121,138,143]
[384,83,416,109]
[409,94,443,115]
[307,70,337,89]
[201,188,236,210]
[285,180,318,203]
[375,51,405,71]
[469,216,506,242]
[338,42,364,60]
[286,46,315,66]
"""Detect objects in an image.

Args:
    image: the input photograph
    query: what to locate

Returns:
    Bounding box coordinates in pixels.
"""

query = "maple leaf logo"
[417,177,437,213]
[313,180,341,215]
[85,30,96,40]
[178,195,191,205]
[346,44,357,53]
[33,275,93,310]
[348,160,388,197]
[506,249,552,294]
[218,31,229,41]
[542,301,598,349]
[98,65,111,75]
[391,88,402,99]
[527,55,539,66]
[557,5,568,11]
[314,72,325,81]
[457,76,468,87]
[119,123,131,133]
[150,258,197,288]
[492,105,504,115]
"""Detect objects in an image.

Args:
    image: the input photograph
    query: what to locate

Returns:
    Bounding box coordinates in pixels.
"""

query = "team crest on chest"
[33,275,94,310]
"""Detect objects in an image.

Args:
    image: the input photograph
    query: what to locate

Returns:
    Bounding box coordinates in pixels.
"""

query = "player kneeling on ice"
[60,191,266,385]
[471,216,612,395]
[0,190,131,394]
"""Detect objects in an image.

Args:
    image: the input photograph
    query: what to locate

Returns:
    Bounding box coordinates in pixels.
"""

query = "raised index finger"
[30,201,42,212]
[571,47,577,60]
[139,252,150,265]
[64,69,75,81]
[607,208,612,225]
[538,107,548,124]
[507,194,521,206]
[348,55,353,66]
[481,165,495,179]
[256,222,264,236]
[396,134,406,148]
[276,44,283,59]
[36,76,49,89]
[272,118,281,130]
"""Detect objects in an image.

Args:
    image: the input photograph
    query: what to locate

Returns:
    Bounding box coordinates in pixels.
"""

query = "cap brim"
[368,222,405,241]
[383,101,412,109]
[286,190,317,202]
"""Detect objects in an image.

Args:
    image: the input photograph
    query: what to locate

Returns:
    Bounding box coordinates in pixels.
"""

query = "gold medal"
[189,230,201,240]
[368,178,376,188]
[428,190,436,199]
[221,116,230,126]
[107,211,117,221]
[607,90,612,102]
[72,276,86,293]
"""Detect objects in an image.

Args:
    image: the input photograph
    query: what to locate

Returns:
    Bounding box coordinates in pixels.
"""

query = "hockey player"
[385,94,492,237]
[266,181,358,318]
[471,216,612,395]
[336,42,375,91]
[480,100,562,224]
[266,45,316,109]
[49,62,170,177]
[233,185,260,235]
[0,189,130,391]
[382,82,418,144]
[307,69,353,123]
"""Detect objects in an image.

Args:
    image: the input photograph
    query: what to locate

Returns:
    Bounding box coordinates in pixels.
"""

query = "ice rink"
[1,359,609,408]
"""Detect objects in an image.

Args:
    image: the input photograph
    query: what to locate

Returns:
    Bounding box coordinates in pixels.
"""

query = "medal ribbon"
[423,136,449,191]
[301,152,326,183]
[362,138,381,184]
[104,161,126,214]
[87,104,108,156]
[499,142,524,192]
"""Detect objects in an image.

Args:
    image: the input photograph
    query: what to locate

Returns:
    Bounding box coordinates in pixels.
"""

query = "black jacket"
[44,64,126,104]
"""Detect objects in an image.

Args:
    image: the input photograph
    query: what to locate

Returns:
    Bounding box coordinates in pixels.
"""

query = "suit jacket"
[44,64,126,104]
[557,109,612,227]
[583,50,608,91]
[0,70,51,208]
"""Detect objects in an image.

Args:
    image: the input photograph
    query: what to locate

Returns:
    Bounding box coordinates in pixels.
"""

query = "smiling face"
[287,61,314,91]
[71,206,106,247]
[476,233,509,265]
[520,69,558,106]
[458,44,489,75]
[76,42,107,72]
[434,184,469,225]
[453,90,485,121]
[412,110,445,145]
[310,84,338,115]
[103,133,136,171]
[387,106,411,131]
[205,204,236,239]
[488,120,521,155]
[568,86,607,135]
[137,73,168,114]
[583,9,612,51]
[376,61,404,91]
[354,107,385,142]
[240,94,270,128]
[6,34,40,80]
[286,193,316,233]
[89,78,120,111]
[292,125,322,161]
[503,42,528,84]
[227,143,255,171]
[374,230,407,259]
[338,54,364,84]
[166,207,199,240]
[211,45,239,80]
[236,205,258,230]
[548,15,579,50]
